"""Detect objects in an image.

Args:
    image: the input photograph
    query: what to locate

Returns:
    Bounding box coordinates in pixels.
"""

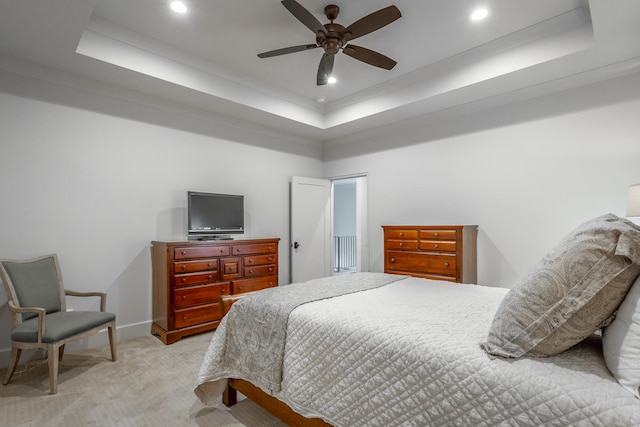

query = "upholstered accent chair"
[0,254,117,394]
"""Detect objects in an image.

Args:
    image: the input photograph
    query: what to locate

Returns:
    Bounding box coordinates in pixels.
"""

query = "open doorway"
[331,176,368,275]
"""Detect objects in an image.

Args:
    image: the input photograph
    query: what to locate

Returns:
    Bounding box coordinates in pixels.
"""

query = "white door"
[290,176,331,283]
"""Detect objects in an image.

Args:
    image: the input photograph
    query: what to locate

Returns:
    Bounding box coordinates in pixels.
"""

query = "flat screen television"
[187,191,244,240]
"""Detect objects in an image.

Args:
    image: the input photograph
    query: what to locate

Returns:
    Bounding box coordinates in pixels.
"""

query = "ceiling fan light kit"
[169,1,188,14]
[258,0,401,86]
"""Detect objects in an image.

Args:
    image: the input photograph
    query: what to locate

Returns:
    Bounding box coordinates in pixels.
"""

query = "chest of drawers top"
[157,239,277,257]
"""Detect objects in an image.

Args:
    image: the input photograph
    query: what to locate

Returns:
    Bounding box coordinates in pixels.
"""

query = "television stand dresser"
[382,225,477,283]
[151,238,279,344]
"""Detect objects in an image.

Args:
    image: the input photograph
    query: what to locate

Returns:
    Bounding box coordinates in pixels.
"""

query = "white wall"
[324,75,640,288]
[0,92,323,366]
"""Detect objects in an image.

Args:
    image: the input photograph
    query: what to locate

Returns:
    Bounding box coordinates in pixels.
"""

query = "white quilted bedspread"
[197,277,640,426]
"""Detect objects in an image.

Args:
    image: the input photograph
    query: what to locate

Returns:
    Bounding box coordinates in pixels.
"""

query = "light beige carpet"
[0,332,286,427]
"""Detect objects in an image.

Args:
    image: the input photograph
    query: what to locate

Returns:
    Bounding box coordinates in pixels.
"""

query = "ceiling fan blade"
[342,44,397,70]
[281,0,326,35]
[343,5,401,41]
[258,44,318,58]
[317,53,335,86]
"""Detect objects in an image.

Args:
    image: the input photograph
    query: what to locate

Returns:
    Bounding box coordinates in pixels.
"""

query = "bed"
[194,214,640,426]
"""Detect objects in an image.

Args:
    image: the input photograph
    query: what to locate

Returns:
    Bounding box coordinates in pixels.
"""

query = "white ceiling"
[1,0,640,153]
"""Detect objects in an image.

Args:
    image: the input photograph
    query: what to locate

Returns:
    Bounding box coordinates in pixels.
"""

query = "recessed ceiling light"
[469,8,489,21]
[328,76,337,84]
[316,96,326,103]
[170,1,188,14]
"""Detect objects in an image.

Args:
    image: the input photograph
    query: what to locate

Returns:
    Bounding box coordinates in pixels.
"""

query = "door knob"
[293,242,300,249]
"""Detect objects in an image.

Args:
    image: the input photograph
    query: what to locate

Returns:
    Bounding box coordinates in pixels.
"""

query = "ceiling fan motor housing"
[317,23,345,54]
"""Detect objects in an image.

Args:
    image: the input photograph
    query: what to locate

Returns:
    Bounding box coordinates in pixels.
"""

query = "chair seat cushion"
[11,311,116,343]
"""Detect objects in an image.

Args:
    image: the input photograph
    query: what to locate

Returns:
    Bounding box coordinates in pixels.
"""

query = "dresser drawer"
[419,240,456,252]
[243,254,277,266]
[385,230,418,240]
[174,259,218,273]
[243,264,276,277]
[174,246,230,260]
[233,275,278,294]
[221,257,241,280]
[420,230,457,240]
[174,271,218,287]
[386,251,457,277]
[232,242,277,256]
[386,239,418,250]
[174,303,221,329]
[174,282,230,309]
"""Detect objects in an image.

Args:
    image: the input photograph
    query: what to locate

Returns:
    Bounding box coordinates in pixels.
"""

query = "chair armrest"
[65,289,107,312]
[7,300,46,343]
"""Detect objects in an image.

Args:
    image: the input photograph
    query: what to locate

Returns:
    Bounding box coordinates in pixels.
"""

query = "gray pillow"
[481,213,640,358]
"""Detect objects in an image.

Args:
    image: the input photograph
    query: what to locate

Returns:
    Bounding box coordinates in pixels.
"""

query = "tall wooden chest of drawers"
[382,225,477,283]
[151,238,279,344]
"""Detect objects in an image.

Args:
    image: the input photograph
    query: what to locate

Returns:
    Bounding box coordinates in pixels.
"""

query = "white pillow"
[603,274,640,398]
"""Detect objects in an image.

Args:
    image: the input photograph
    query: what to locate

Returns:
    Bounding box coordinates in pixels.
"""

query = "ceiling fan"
[258,0,401,86]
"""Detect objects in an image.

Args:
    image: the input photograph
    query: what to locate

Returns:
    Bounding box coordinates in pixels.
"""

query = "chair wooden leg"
[48,343,59,395]
[58,344,65,361]
[3,347,22,385]
[108,324,117,361]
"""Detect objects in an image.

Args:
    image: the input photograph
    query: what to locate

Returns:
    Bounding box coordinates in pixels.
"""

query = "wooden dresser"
[382,225,477,283]
[151,238,279,344]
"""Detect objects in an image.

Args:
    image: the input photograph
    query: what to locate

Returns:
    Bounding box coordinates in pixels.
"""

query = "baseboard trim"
[0,321,153,369]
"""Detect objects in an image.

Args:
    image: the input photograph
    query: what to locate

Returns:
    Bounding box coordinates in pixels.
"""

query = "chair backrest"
[0,254,66,325]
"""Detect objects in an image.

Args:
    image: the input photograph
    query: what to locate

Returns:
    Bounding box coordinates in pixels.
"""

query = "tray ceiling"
[1,0,640,149]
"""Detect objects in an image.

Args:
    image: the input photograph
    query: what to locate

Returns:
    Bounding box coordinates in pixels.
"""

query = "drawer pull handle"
[207,263,212,267]
[237,249,242,252]
[248,259,253,263]
[268,247,272,250]
[182,295,187,300]
[269,282,273,286]
[181,278,186,283]
[220,289,226,294]
[182,316,187,321]
[181,251,186,255]
[444,262,450,267]
[390,257,396,263]
[268,257,273,261]
[181,265,186,270]
[268,267,273,272]
[435,244,439,248]
[399,242,404,247]
[249,270,253,274]
[238,286,243,291]
[208,275,213,279]
[220,249,225,253]
[400,232,403,237]
[435,233,439,237]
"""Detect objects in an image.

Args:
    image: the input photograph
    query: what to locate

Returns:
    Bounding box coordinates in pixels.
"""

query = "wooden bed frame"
[219,293,332,427]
